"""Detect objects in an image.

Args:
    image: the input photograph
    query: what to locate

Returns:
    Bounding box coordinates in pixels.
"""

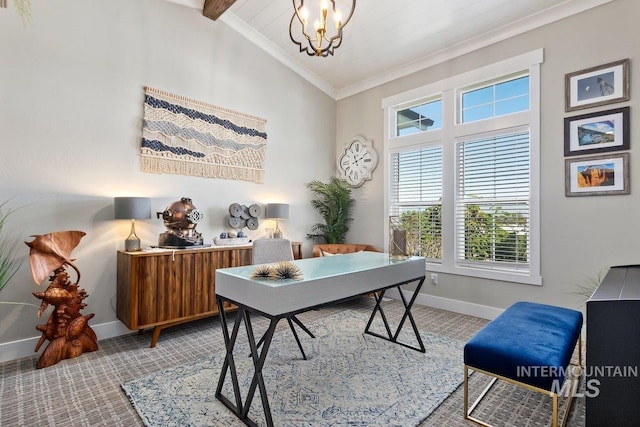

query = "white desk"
[214,252,426,427]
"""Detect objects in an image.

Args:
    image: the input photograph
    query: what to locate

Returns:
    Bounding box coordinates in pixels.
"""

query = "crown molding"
[335,0,614,100]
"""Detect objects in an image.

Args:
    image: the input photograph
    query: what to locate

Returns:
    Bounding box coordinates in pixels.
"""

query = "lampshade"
[266,203,289,239]
[114,197,151,251]
[266,203,289,220]
[114,197,151,220]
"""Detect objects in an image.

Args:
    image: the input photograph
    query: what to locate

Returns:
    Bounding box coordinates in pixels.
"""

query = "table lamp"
[114,197,151,251]
[266,203,289,239]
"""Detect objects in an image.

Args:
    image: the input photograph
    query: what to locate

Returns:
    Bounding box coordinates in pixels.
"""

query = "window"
[460,74,529,123]
[395,98,442,136]
[389,147,443,261]
[455,129,530,272]
[383,50,542,285]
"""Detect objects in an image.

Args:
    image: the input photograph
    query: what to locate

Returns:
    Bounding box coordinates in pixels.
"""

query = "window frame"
[382,49,542,285]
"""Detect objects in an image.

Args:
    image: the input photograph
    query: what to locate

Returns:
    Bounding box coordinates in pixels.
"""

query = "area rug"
[121,310,465,427]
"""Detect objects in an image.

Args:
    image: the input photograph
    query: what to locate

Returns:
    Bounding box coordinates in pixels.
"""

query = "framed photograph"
[564,107,630,156]
[565,152,629,196]
[565,59,629,112]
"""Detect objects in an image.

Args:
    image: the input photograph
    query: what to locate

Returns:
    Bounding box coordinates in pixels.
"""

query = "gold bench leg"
[464,338,582,427]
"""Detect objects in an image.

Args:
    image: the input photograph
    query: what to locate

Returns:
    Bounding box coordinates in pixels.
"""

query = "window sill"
[425,262,542,286]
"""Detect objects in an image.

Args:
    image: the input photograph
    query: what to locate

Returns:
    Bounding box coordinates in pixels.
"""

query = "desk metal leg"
[215,297,245,416]
[252,314,314,360]
[215,296,278,427]
[364,277,426,353]
[291,315,315,339]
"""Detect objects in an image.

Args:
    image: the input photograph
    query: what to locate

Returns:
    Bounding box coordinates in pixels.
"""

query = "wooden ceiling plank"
[203,0,237,21]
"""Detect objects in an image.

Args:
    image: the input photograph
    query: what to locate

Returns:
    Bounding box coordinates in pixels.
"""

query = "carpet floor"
[0,298,586,426]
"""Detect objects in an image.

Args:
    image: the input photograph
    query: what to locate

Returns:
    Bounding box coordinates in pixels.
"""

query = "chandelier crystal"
[289,0,355,57]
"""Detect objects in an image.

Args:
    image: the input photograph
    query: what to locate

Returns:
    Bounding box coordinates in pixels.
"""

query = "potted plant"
[0,200,25,305]
[306,177,355,244]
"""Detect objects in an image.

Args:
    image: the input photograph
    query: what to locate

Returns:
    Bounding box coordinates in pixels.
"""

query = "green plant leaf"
[0,200,24,295]
[306,177,355,244]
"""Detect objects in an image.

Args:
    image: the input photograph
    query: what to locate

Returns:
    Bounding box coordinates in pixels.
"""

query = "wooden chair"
[312,243,383,300]
[312,243,382,257]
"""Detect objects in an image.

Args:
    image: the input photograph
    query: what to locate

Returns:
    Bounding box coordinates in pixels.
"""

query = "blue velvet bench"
[463,301,583,427]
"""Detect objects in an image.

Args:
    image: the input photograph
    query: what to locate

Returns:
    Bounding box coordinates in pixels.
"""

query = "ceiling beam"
[203,0,236,21]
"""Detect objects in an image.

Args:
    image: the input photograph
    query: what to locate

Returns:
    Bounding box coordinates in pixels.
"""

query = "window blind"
[455,129,530,272]
[389,146,443,261]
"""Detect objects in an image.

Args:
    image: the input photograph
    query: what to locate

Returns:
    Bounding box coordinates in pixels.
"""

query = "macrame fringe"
[141,157,264,184]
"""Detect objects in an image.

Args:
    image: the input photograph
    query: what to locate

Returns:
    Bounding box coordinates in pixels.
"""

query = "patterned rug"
[121,310,466,427]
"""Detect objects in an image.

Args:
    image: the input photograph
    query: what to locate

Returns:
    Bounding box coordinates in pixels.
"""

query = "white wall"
[0,0,336,359]
[337,0,640,314]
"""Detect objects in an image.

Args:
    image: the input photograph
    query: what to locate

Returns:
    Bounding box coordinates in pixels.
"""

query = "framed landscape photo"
[564,107,630,156]
[565,152,629,196]
[565,59,629,112]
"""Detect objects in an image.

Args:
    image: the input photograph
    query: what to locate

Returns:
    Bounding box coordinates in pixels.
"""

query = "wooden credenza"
[116,242,302,347]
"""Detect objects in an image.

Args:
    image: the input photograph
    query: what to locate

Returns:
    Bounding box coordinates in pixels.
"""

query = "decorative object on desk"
[338,135,379,187]
[389,216,409,260]
[306,176,354,243]
[141,87,267,183]
[265,203,289,239]
[249,264,273,280]
[25,231,98,369]
[249,261,303,281]
[156,197,206,248]
[114,197,151,252]
[271,260,303,280]
[121,310,466,427]
[289,0,356,57]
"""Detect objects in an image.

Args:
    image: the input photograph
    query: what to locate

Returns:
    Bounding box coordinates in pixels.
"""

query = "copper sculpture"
[25,231,98,369]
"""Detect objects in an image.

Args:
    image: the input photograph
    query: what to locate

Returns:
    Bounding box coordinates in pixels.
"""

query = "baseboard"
[0,320,134,364]
[384,288,504,320]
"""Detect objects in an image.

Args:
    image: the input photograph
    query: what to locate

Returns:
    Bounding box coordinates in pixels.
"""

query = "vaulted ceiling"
[168,0,614,99]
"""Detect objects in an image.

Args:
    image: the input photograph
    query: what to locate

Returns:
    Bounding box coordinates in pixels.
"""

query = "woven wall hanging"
[140,87,267,183]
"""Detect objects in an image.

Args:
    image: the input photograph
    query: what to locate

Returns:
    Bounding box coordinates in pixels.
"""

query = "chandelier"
[289,0,355,57]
